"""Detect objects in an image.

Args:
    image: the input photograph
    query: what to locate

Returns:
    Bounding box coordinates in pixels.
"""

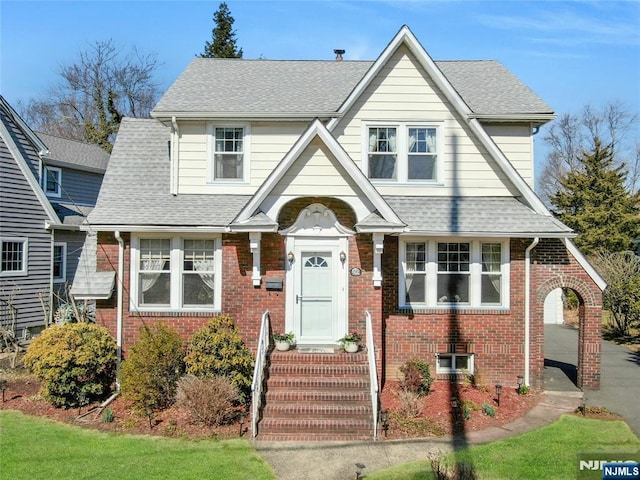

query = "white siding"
[174,45,534,199]
[484,123,535,188]
[333,45,522,197]
[177,121,307,194]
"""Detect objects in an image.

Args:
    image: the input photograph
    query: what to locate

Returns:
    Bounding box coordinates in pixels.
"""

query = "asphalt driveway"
[544,324,640,435]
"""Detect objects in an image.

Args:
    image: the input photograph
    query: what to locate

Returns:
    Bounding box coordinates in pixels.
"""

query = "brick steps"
[256,349,374,441]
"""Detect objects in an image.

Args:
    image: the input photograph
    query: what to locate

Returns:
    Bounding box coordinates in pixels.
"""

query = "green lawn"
[0,410,275,480]
[366,415,640,480]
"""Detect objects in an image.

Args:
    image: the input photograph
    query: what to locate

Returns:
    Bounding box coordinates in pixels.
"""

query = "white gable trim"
[327,25,550,216]
[234,118,404,227]
[563,239,607,291]
[0,103,60,226]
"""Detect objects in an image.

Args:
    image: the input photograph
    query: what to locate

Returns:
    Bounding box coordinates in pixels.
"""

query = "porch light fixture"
[380,409,389,437]
[495,384,503,406]
[339,251,346,264]
[287,251,295,265]
[0,379,6,402]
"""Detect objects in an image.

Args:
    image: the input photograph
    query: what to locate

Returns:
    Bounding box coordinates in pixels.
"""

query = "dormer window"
[207,124,250,183]
[365,122,442,183]
[42,166,62,197]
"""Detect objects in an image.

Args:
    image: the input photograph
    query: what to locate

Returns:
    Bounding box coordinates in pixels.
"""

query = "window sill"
[370,180,444,187]
[130,309,221,317]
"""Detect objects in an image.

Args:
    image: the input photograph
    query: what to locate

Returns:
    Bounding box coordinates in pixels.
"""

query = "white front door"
[286,238,348,345]
[297,251,334,340]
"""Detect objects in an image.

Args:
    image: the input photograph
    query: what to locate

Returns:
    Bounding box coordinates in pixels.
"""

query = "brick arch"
[277,197,358,230]
[536,275,599,308]
[534,275,601,391]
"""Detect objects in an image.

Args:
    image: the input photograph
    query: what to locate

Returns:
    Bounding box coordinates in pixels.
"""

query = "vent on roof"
[334,49,345,61]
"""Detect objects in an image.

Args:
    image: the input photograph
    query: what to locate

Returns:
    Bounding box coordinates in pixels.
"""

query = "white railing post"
[365,311,379,440]
[251,310,270,438]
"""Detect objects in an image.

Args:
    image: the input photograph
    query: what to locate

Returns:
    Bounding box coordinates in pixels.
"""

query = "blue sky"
[1,0,639,172]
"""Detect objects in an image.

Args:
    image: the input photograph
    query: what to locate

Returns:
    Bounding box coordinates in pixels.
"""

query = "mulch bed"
[379,380,540,439]
[1,363,546,441]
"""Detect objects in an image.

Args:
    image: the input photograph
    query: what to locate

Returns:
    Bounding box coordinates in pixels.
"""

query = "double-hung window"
[399,239,509,308]
[53,243,66,282]
[132,236,221,311]
[42,166,62,197]
[208,124,250,182]
[366,123,441,183]
[1,238,28,277]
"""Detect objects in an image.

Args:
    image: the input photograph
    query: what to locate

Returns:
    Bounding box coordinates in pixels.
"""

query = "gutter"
[114,231,125,390]
[524,237,539,386]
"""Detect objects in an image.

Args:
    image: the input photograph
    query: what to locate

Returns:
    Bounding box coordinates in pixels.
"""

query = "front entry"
[296,250,337,342]
[287,239,347,345]
[283,203,352,346]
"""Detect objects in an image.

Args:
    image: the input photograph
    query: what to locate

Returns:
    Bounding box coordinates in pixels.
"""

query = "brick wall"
[94,213,602,390]
[380,237,603,390]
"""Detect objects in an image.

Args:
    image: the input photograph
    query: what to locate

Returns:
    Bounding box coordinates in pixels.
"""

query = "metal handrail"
[365,310,379,440]
[251,310,270,438]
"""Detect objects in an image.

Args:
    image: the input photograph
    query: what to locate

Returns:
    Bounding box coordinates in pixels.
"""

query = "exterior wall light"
[339,251,346,264]
[287,251,295,265]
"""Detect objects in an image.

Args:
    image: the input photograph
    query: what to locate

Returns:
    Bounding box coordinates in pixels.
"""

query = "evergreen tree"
[550,139,640,255]
[199,2,243,58]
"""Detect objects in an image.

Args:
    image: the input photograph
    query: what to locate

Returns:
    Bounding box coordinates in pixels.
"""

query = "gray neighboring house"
[0,95,109,339]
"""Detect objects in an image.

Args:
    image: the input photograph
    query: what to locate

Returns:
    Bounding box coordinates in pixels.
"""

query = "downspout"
[114,231,125,390]
[524,237,539,386]
[170,116,179,196]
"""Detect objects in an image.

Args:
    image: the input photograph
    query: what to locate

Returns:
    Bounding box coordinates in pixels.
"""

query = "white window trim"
[399,237,510,309]
[53,242,67,283]
[130,234,222,312]
[42,166,62,197]
[362,121,444,184]
[0,237,28,277]
[206,122,251,184]
[436,353,475,374]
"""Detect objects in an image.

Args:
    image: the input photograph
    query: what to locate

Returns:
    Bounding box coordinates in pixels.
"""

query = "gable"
[265,136,379,221]
[332,44,523,198]
[0,97,59,226]
[233,119,404,231]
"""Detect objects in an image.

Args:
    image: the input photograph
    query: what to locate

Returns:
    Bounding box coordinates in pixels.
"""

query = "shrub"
[120,323,185,413]
[23,323,116,408]
[184,316,254,403]
[176,375,239,426]
[399,358,433,396]
[396,388,423,418]
[482,402,496,418]
[102,408,115,423]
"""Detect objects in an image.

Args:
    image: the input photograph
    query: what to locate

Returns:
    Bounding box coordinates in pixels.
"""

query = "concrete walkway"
[544,324,640,435]
[255,393,581,480]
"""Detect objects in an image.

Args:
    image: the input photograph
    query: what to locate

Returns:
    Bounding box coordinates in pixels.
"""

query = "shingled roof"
[87,118,250,228]
[152,58,552,119]
[38,132,110,172]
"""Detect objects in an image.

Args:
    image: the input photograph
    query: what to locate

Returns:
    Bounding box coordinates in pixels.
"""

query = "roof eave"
[400,231,577,238]
[151,111,341,123]
[469,113,556,126]
[80,224,229,233]
[42,157,107,174]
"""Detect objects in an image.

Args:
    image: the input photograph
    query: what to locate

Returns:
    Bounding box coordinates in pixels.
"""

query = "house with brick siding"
[76,26,605,440]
